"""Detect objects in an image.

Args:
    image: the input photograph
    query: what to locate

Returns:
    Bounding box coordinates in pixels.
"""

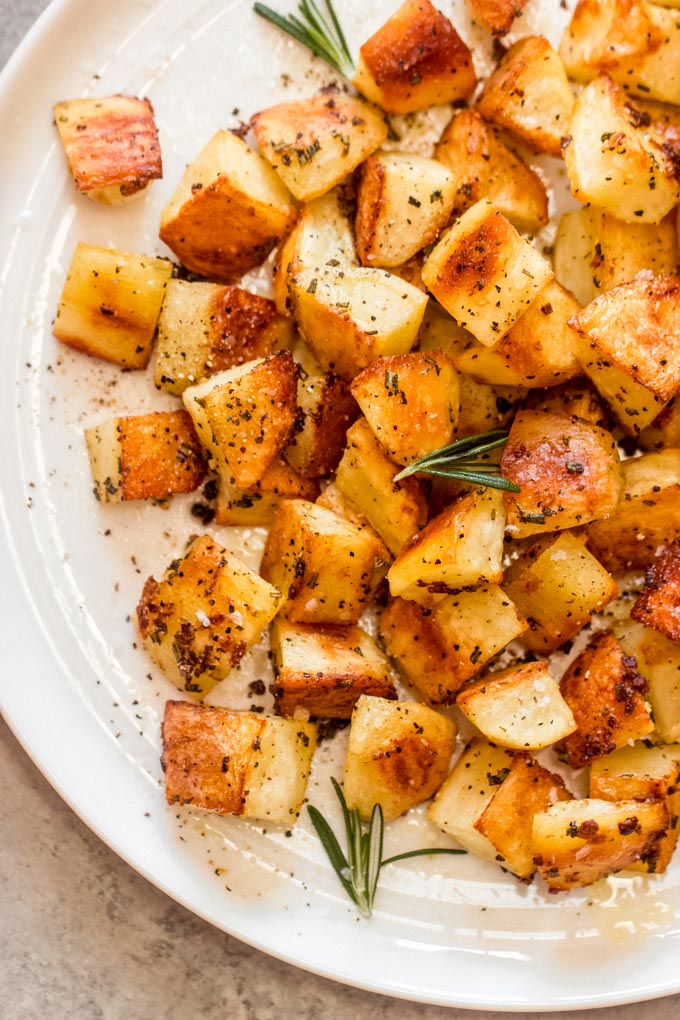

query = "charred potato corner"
[53,0,680,906]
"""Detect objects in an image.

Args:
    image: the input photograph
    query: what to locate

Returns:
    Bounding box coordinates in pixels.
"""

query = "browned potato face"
[477,36,574,157]
[214,458,319,528]
[85,410,206,503]
[570,274,680,434]
[466,0,529,36]
[435,109,548,234]
[502,410,621,538]
[631,539,680,642]
[353,0,477,114]
[557,630,654,768]
[284,371,359,479]
[54,95,162,203]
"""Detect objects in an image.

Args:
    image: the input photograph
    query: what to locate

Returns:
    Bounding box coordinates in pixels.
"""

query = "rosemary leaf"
[254,0,354,78]
[393,428,521,493]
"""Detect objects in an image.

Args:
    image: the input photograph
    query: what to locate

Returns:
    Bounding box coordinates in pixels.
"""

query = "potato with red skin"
[501,410,621,539]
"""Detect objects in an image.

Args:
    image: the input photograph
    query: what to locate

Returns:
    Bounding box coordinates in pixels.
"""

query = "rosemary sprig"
[308,778,465,917]
[254,0,354,79]
[393,429,521,493]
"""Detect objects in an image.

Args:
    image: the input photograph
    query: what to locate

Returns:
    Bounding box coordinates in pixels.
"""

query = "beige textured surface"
[2,2,680,1017]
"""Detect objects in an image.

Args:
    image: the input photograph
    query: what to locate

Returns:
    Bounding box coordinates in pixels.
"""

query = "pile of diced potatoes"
[52,0,680,894]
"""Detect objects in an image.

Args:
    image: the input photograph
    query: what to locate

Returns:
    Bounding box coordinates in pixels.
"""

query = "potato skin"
[631,539,680,642]
[501,411,621,538]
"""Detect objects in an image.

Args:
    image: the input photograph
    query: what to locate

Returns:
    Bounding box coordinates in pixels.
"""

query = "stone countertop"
[2,2,680,1018]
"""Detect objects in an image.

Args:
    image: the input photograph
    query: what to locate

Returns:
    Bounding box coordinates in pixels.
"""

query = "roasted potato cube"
[466,0,529,35]
[455,281,580,389]
[557,630,654,768]
[380,587,527,705]
[355,151,456,267]
[422,200,553,346]
[159,129,296,283]
[284,369,358,479]
[334,418,427,556]
[532,797,668,891]
[53,242,172,368]
[214,459,319,527]
[260,498,388,624]
[502,531,618,653]
[270,619,395,718]
[161,701,316,823]
[456,661,577,750]
[252,94,387,202]
[429,738,571,877]
[53,95,161,203]
[85,409,206,503]
[453,376,522,440]
[477,36,574,157]
[590,742,680,874]
[586,449,680,572]
[569,274,680,434]
[352,0,477,114]
[563,76,680,224]
[349,352,459,466]
[434,109,548,234]
[154,280,293,395]
[618,622,680,743]
[554,207,680,308]
[559,0,680,106]
[343,694,456,822]
[387,488,505,603]
[182,351,298,490]
[631,539,680,642]
[291,265,428,381]
[501,411,621,539]
[137,535,281,698]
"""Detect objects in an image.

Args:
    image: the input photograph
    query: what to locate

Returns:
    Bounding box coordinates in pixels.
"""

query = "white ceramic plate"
[3,0,680,1009]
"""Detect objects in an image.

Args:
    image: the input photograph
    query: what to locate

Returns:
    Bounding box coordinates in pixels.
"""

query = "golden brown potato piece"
[503,531,618,653]
[564,76,680,224]
[137,535,281,698]
[352,0,477,114]
[355,151,456,267]
[159,130,296,283]
[434,109,548,234]
[639,397,680,452]
[387,488,506,602]
[334,417,428,556]
[532,797,668,891]
[260,498,388,625]
[343,694,456,822]
[154,280,293,395]
[54,95,161,203]
[586,449,680,573]
[554,206,680,307]
[162,701,316,823]
[559,0,680,105]
[252,94,387,202]
[214,458,319,527]
[501,411,621,539]
[466,0,529,35]
[422,200,553,346]
[349,351,458,466]
[182,351,298,491]
[85,409,206,503]
[455,281,581,389]
[456,660,577,751]
[557,630,654,769]
[618,622,680,743]
[589,742,680,873]
[520,378,611,430]
[569,274,680,434]
[429,739,572,879]
[284,370,358,479]
[53,242,172,369]
[380,587,527,705]
[477,36,574,157]
[270,619,395,719]
[631,539,680,642]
